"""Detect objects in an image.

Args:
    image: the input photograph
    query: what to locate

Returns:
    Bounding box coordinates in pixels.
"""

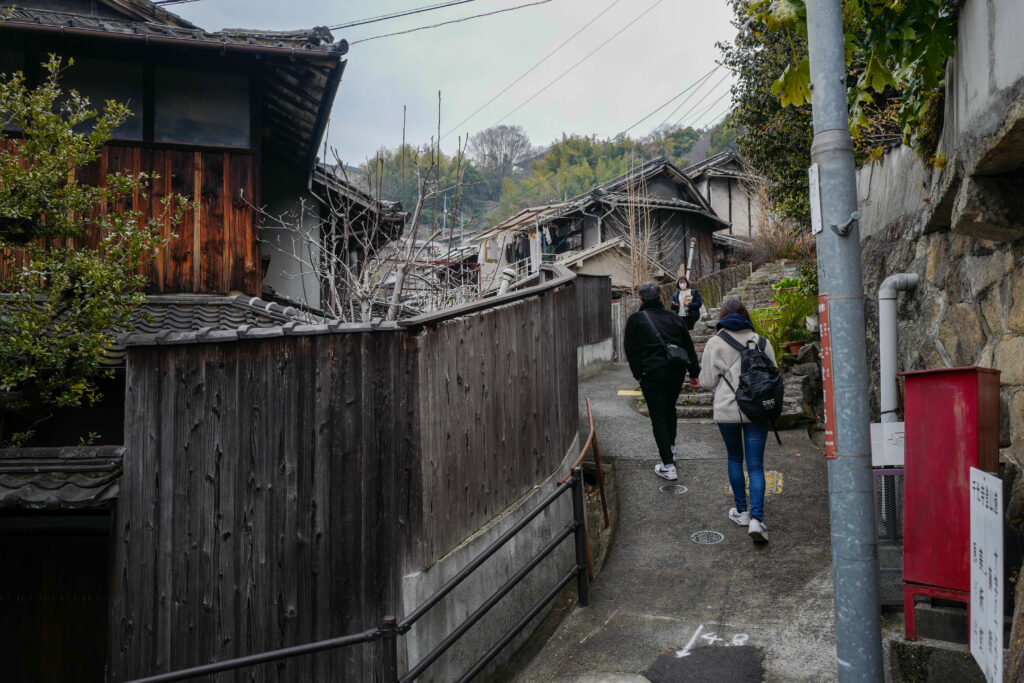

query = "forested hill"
[356,116,737,235]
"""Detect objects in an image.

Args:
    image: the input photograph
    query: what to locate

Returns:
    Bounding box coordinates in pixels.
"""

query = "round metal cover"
[660,484,688,494]
[690,530,725,545]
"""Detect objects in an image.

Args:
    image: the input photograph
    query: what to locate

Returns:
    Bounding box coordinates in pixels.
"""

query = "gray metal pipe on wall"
[878,274,920,423]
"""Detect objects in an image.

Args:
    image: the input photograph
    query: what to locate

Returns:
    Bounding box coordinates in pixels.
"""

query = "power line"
[330,0,484,31]
[491,0,667,127]
[614,65,719,139]
[688,92,733,129]
[350,0,553,45]
[670,71,731,127]
[153,0,203,5]
[442,0,625,140]
[655,69,726,130]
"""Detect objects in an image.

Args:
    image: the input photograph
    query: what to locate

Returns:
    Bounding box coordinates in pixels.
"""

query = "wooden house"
[474,157,728,292]
[683,152,764,268]
[0,1,395,678]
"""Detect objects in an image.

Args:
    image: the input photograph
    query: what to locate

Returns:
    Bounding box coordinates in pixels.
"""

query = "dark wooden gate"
[0,513,112,683]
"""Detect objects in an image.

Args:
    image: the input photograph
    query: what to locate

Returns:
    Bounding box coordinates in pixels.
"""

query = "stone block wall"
[853,0,1024,675]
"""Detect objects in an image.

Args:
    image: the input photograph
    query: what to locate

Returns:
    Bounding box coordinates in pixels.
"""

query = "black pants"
[683,314,698,330]
[640,367,685,466]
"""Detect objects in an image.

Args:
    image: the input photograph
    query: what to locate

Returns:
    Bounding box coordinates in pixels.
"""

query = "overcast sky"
[175,0,738,165]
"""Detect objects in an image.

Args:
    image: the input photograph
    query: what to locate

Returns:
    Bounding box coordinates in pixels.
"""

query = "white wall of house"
[705,176,760,238]
[260,191,322,309]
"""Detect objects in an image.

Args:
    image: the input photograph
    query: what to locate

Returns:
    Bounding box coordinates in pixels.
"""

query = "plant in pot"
[771,277,817,355]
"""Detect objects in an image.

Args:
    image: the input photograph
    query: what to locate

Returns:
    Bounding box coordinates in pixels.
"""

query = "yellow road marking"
[618,390,643,396]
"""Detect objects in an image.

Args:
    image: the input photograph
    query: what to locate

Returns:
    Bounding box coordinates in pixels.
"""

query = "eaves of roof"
[1,6,348,171]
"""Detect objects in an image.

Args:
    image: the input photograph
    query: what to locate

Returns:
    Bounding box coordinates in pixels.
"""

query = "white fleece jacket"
[698,328,778,423]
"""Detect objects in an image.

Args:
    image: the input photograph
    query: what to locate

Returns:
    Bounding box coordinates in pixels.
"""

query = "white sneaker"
[729,508,751,526]
[748,518,769,543]
[654,464,678,481]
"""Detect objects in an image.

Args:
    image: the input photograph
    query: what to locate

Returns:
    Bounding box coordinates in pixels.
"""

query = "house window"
[62,57,144,141]
[154,67,250,148]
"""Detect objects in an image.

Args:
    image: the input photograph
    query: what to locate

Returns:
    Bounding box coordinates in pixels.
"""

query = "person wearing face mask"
[670,275,703,330]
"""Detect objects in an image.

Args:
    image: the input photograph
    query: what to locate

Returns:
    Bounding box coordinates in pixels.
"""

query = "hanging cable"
[490,0,667,126]
[330,0,486,31]
[442,0,625,140]
[614,65,719,139]
[350,0,554,45]
[670,72,731,127]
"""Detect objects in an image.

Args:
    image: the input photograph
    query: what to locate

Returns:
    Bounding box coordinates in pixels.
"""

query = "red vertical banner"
[819,294,837,459]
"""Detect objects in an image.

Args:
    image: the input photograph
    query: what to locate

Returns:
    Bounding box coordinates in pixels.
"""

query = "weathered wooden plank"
[167,150,195,293]
[199,151,226,293]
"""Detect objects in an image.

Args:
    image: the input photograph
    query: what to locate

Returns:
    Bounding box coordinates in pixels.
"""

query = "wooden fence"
[574,274,612,346]
[113,267,582,681]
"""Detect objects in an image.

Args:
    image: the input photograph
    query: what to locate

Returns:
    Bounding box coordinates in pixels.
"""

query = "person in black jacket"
[670,276,703,330]
[624,282,701,481]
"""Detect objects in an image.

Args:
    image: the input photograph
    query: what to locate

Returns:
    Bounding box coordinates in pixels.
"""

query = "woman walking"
[698,299,778,543]
[670,276,703,330]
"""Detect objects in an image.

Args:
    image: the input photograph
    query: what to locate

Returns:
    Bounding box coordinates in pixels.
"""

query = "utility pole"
[805,1,884,680]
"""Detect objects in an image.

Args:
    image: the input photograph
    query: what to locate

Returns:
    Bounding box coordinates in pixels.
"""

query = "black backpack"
[718,331,784,443]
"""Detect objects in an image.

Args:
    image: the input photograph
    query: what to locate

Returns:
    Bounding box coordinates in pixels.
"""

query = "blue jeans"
[718,423,768,521]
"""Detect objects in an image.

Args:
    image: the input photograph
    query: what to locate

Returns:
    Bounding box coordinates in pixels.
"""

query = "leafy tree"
[746,0,956,161]
[0,56,184,446]
[467,124,533,200]
[719,1,815,225]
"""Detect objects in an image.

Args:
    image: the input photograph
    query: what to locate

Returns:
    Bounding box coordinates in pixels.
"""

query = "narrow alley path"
[517,364,838,682]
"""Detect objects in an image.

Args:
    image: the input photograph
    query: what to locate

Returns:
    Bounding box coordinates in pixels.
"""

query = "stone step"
[676,405,713,419]
[677,391,712,406]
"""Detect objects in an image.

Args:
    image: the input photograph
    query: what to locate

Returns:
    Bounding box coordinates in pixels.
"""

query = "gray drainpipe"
[878,273,919,423]
[497,268,516,295]
[580,205,616,244]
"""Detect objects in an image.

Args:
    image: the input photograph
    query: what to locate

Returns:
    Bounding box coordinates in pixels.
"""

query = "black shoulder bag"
[641,311,689,367]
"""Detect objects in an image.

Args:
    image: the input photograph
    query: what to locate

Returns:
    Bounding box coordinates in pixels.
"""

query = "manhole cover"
[660,484,688,494]
[690,530,725,545]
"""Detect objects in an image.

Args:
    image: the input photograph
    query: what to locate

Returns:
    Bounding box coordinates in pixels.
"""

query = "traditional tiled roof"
[0,446,123,509]
[479,157,728,239]
[0,1,348,169]
[683,152,754,181]
[113,294,313,353]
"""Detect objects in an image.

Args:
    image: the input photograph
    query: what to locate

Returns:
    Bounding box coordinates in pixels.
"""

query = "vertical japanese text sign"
[818,294,836,459]
[970,467,1003,683]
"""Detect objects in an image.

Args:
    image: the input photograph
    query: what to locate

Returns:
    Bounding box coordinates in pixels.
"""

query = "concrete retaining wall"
[578,338,613,376]
[399,436,580,682]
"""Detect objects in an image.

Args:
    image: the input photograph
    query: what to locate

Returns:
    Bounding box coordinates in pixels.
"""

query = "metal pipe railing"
[398,476,575,633]
[125,468,589,683]
[401,523,578,681]
[126,628,383,683]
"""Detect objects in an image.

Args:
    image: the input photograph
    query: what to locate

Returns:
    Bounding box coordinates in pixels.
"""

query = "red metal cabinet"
[899,366,1000,639]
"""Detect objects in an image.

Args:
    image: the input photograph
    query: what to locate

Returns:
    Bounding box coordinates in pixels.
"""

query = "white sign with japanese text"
[970,467,1003,683]
[808,163,823,235]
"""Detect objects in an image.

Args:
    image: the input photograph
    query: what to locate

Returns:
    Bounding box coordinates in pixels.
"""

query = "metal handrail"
[559,398,609,529]
[125,468,590,683]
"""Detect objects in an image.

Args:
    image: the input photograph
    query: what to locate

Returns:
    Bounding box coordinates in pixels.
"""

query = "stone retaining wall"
[854,1,1024,675]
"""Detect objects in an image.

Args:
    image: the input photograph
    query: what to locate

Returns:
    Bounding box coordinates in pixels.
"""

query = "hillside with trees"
[358,117,738,236]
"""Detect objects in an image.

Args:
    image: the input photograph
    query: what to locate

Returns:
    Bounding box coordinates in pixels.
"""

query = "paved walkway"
[517,364,838,682]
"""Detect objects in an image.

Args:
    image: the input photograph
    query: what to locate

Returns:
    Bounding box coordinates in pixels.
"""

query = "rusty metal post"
[570,467,590,606]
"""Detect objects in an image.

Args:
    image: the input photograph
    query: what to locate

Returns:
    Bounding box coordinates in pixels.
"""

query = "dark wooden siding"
[415,284,579,567]
[114,276,581,680]
[0,142,259,296]
[115,332,419,682]
[575,274,612,346]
